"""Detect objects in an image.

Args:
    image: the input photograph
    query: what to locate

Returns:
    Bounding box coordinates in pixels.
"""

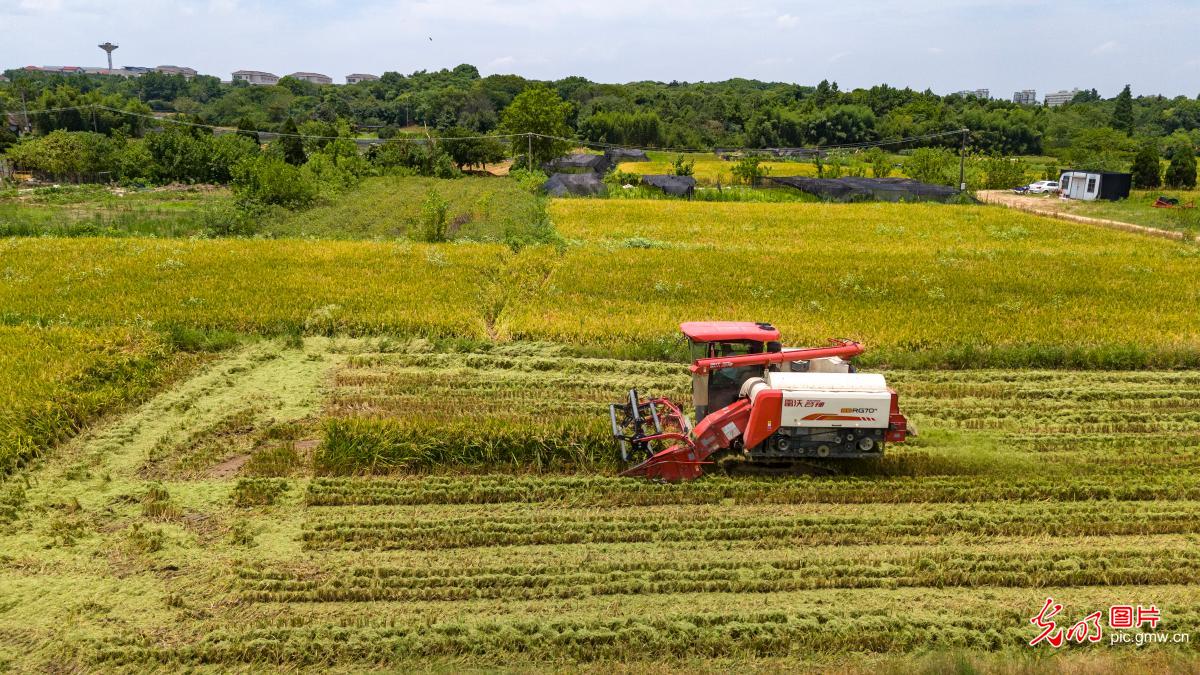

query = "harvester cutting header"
[611,322,912,481]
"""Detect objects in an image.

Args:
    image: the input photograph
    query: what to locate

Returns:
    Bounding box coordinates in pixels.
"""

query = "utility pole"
[19,89,30,135]
[527,132,533,170]
[958,128,968,191]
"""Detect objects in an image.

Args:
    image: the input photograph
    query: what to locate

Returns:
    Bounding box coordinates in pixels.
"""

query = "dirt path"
[978,190,1198,242]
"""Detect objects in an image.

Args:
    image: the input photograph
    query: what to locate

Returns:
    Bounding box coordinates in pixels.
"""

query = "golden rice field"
[618,157,825,185]
[0,325,186,474]
[1,200,1197,367]
[520,200,1200,365]
[2,182,1200,671]
[0,237,508,337]
[2,339,1199,671]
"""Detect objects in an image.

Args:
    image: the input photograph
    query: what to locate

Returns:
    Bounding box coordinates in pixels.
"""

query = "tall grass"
[263,176,554,245]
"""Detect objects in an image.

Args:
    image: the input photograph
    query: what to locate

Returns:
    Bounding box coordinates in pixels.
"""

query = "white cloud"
[926,46,944,55]
[776,13,799,28]
[1091,40,1119,55]
[828,51,851,63]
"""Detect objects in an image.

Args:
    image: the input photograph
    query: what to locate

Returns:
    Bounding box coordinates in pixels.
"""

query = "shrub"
[978,155,1029,190]
[731,156,769,186]
[904,148,958,185]
[232,155,319,208]
[368,136,459,178]
[5,130,117,181]
[866,148,892,178]
[418,189,450,242]
[199,201,259,237]
[671,155,695,177]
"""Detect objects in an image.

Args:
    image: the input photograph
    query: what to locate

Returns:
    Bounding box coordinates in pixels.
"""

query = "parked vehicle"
[1025,180,1061,194]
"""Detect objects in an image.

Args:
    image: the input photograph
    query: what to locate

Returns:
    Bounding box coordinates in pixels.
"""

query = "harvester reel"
[610,389,691,467]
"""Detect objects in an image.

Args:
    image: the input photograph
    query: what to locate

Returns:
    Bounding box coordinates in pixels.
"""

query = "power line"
[18,103,524,142]
[530,128,968,154]
[18,103,970,154]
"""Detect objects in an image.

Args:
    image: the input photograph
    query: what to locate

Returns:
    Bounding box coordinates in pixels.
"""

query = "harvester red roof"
[679,321,781,342]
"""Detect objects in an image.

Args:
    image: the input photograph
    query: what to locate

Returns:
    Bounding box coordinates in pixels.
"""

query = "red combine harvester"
[610,321,912,481]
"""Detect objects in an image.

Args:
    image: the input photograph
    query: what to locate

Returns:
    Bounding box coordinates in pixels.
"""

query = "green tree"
[277,117,307,166]
[1164,142,1197,188]
[236,116,260,144]
[1112,84,1134,135]
[903,148,957,186]
[5,130,117,181]
[499,85,571,169]
[440,127,507,170]
[1068,127,1135,172]
[144,124,224,183]
[1130,140,1162,188]
[979,155,1030,189]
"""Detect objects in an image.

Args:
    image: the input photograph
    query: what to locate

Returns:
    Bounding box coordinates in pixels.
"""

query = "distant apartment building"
[1044,88,1081,107]
[346,73,380,84]
[24,64,146,77]
[156,65,198,79]
[1013,89,1037,105]
[955,88,990,99]
[233,70,280,85]
[287,71,333,85]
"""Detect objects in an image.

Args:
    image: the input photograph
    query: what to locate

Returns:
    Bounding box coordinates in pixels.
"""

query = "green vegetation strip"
[239,547,1200,603]
[301,501,1200,551]
[305,474,1200,506]
[88,610,1045,665]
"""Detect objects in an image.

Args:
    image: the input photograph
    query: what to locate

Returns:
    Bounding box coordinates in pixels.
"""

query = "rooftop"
[680,321,781,343]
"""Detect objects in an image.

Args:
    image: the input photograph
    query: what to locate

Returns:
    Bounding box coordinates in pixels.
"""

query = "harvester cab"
[683,321,781,422]
[611,321,912,481]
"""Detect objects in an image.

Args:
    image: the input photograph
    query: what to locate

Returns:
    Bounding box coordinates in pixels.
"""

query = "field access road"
[978,190,1198,242]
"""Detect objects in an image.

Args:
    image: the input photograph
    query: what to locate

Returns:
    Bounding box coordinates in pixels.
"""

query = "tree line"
[1,66,1196,188]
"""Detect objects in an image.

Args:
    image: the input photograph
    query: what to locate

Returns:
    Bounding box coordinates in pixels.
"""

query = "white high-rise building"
[1044,89,1082,107]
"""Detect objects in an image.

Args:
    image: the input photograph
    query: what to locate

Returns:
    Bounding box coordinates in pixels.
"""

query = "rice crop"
[617,157,825,186]
[305,473,1200,507]
[0,325,178,473]
[300,501,1200,551]
[0,237,507,337]
[500,200,1200,367]
[313,350,1200,475]
[238,546,1200,603]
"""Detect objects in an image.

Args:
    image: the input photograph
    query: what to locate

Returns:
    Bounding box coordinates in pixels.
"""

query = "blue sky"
[3,0,1198,98]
